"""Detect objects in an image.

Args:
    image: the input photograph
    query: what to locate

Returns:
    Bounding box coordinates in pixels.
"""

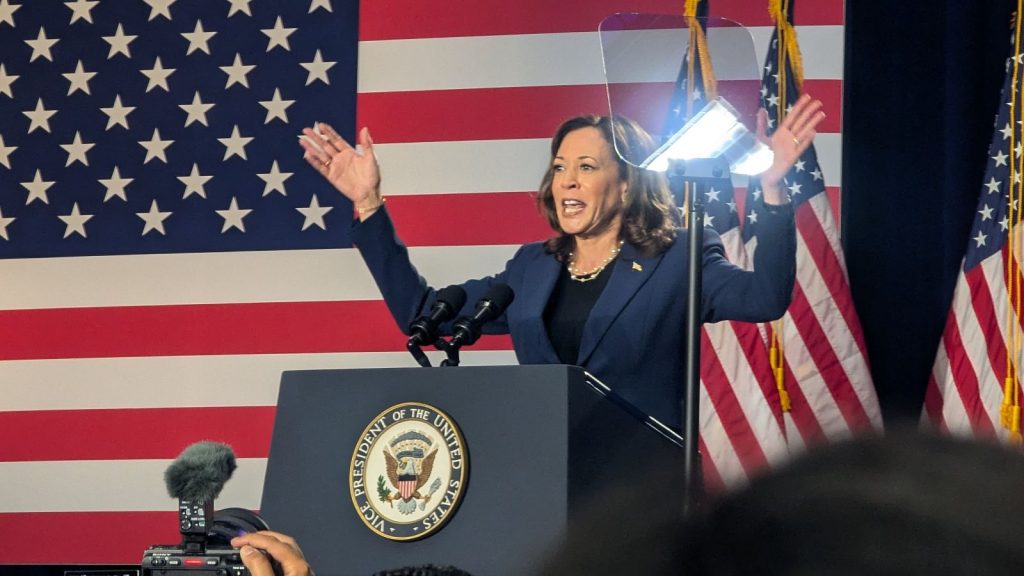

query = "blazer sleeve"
[350,207,520,336]
[700,202,797,323]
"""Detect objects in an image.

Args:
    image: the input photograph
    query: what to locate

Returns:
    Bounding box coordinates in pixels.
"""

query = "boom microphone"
[165,441,237,503]
[407,285,468,346]
[165,441,237,542]
[449,284,515,349]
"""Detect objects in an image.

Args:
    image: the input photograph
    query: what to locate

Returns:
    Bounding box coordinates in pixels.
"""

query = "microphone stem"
[406,340,432,368]
[437,337,461,367]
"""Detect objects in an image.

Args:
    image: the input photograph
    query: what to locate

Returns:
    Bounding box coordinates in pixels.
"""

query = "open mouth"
[562,199,585,216]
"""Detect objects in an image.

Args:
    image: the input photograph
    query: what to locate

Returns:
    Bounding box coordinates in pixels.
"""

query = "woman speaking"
[299,95,824,431]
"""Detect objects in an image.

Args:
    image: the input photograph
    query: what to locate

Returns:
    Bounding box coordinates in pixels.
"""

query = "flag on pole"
[924,25,1023,440]
[749,2,883,448]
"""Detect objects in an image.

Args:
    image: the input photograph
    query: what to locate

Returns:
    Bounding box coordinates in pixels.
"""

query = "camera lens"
[208,508,271,547]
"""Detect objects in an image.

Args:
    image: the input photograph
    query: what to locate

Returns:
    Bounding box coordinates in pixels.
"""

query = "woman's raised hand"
[756,94,825,203]
[300,122,382,215]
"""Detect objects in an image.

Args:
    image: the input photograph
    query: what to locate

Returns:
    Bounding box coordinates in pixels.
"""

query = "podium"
[261,365,684,575]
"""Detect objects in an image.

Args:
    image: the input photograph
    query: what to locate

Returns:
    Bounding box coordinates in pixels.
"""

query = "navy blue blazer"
[352,205,796,431]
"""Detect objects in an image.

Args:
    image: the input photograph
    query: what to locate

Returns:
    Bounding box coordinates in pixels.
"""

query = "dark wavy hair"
[536,115,679,261]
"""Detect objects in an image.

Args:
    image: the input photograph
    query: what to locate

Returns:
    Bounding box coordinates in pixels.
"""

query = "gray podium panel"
[260,365,682,576]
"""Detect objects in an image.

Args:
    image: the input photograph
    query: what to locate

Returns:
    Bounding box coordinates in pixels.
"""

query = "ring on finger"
[792,137,801,146]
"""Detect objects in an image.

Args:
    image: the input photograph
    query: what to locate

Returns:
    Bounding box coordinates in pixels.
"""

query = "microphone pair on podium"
[406,284,515,367]
[141,442,275,576]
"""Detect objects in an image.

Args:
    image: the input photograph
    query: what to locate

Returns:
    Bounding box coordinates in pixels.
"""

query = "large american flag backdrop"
[0,0,849,563]
[925,38,1024,440]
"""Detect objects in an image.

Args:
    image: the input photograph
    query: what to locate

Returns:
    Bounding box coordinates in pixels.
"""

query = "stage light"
[641,97,773,176]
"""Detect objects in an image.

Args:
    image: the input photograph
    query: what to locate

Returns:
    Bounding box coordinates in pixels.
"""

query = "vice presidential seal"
[349,402,468,541]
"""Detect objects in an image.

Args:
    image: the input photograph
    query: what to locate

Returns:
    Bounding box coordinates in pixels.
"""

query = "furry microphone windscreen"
[164,441,238,502]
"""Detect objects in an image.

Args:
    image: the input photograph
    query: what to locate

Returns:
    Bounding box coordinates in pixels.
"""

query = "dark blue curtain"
[843,1,1017,421]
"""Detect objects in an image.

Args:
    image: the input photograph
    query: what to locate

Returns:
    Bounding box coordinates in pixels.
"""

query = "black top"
[543,262,614,365]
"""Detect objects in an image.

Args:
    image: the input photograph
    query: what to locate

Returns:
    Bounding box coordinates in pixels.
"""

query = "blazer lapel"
[520,251,562,364]
[576,242,664,366]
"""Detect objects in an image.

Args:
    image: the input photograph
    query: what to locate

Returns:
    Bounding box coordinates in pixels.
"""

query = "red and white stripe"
[0,0,848,562]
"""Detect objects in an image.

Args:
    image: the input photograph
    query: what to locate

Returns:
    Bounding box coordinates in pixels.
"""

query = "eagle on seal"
[384,447,438,513]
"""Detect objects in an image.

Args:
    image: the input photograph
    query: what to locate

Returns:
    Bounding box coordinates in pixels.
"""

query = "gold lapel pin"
[632,262,643,272]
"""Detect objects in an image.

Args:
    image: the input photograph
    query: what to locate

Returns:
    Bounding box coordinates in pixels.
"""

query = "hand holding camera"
[232,531,312,576]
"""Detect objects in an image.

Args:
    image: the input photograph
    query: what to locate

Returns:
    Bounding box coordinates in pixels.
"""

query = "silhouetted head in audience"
[688,428,1024,575]
[543,428,1024,575]
[373,565,473,576]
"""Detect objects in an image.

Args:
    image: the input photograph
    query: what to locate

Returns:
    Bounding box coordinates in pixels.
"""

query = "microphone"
[449,284,515,349]
[407,285,467,347]
[165,441,237,546]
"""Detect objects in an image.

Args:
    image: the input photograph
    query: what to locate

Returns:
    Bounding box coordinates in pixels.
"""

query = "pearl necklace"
[568,240,624,283]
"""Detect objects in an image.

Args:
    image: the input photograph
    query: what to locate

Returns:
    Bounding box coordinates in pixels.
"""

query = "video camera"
[141,442,273,576]
[142,506,271,575]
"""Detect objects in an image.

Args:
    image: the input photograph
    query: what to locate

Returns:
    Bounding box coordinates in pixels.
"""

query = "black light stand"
[667,156,731,519]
